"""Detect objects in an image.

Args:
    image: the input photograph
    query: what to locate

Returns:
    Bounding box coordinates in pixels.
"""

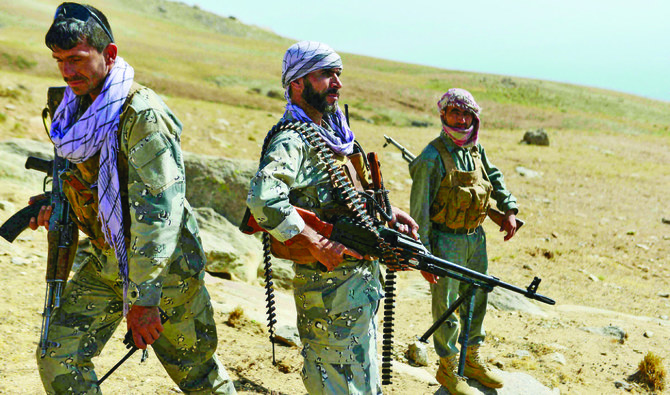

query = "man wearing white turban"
[246,41,419,394]
[409,88,518,394]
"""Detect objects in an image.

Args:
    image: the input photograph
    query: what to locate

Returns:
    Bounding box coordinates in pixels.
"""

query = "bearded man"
[246,41,422,394]
[409,88,518,394]
[31,3,236,393]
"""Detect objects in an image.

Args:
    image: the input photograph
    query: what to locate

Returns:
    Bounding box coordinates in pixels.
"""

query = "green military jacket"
[409,132,518,249]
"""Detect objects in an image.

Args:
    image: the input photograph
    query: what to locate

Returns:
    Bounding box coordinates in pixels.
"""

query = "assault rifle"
[0,87,79,358]
[382,134,525,231]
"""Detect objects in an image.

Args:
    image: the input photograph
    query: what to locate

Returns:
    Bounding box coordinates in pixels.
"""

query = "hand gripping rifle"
[382,134,525,230]
[0,87,79,357]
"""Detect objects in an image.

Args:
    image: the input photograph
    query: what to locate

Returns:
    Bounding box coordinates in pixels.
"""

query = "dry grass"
[630,352,666,392]
[225,306,245,328]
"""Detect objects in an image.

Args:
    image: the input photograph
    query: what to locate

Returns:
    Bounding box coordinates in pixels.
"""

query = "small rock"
[11,257,27,266]
[522,264,534,271]
[514,350,531,358]
[515,166,541,178]
[4,103,16,111]
[626,230,636,235]
[635,244,650,250]
[273,325,301,347]
[636,265,649,272]
[658,292,670,298]
[407,341,429,366]
[614,380,633,390]
[643,331,653,338]
[551,231,559,238]
[580,325,627,343]
[521,129,550,146]
[660,315,669,320]
[548,352,566,365]
[588,274,600,282]
[662,217,670,225]
[493,360,504,369]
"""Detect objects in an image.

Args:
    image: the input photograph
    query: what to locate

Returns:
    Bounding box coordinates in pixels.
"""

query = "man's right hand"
[28,205,52,231]
[293,224,363,271]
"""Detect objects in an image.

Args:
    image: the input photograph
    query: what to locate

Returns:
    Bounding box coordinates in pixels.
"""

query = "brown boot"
[463,345,504,389]
[436,356,479,395]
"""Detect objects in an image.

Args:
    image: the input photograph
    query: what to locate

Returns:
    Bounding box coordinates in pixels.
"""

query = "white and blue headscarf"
[281,41,354,155]
[50,56,134,314]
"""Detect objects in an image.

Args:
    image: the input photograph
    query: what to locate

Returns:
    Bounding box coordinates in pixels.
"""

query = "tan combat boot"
[435,355,479,395]
[463,345,504,389]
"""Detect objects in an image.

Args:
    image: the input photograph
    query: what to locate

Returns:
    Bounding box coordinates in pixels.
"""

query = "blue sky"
[179,0,669,102]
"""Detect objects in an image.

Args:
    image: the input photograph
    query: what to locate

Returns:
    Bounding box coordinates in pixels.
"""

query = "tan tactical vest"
[269,151,372,264]
[429,137,492,230]
[60,84,141,252]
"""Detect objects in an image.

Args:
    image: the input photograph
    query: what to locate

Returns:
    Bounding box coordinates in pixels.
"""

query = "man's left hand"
[500,211,517,241]
[126,305,164,349]
[389,206,419,240]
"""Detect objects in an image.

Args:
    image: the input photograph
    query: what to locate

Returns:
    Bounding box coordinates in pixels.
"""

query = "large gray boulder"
[184,152,257,226]
[194,207,263,282]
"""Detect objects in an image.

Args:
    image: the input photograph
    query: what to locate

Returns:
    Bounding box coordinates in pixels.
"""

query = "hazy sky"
[179,0,669,102]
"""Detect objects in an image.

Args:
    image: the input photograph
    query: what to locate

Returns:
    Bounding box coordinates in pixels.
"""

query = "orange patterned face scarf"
[438,88,481,147]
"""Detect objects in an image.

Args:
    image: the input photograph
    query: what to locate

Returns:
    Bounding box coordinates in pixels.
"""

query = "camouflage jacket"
[67,84,206,306]
[247,114,383,314]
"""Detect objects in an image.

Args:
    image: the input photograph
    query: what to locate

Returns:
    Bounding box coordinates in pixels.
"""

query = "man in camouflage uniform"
[409,88,518,395]
[246,41,419,394]
[30,3,236,393]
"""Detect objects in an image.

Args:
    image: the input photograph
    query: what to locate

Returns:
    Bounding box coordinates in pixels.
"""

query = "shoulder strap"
[428,136,457,175]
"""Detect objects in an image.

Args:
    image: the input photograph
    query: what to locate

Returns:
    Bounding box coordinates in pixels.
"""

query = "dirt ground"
[0,219,667,394]
[0,110,668,395]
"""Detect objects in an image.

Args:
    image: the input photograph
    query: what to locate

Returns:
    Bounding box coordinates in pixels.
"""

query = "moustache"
[326,88,339,95]
[64,77,86,83]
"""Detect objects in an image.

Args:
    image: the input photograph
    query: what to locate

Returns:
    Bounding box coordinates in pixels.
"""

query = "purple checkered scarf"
[281,41,354,155]
[50,56,134,314]
[437,88,481,148]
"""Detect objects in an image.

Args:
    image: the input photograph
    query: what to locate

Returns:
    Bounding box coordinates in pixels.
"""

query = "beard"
[302,79,338,114]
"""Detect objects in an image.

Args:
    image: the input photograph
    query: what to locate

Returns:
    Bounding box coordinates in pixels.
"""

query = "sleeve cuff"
[267,208,305,242]
[133,281,164,306]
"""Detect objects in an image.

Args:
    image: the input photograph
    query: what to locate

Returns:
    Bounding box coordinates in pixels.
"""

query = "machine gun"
[242,207,553,305]
[241,205,555,375]
[382,134,525,231]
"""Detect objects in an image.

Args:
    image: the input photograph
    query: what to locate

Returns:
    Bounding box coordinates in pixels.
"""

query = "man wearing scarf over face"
[32,3,236,393]
[247,41,420,394]
[409,89,518,394]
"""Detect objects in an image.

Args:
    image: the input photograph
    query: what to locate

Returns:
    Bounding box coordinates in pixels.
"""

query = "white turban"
[282,41,343,88]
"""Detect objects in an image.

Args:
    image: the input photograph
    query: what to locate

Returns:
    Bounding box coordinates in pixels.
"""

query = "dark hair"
[45,4,113,53]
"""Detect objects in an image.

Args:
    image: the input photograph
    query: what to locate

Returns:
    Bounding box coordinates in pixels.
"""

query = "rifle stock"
[0,195,48,243]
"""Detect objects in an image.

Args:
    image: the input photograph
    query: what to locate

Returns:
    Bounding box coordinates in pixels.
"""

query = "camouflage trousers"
[297,300,382,395]
[429,226,488,358]
[292,259,383,395]
[36,257,236,394]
